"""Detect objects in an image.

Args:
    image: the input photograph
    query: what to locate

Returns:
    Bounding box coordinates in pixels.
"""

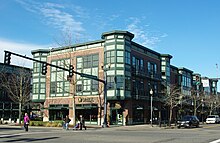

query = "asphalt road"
[0,124,220,143]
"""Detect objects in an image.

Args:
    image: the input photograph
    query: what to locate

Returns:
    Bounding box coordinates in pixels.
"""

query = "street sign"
[81,73,98,80]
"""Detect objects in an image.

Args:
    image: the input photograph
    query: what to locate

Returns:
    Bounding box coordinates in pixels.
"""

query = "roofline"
[178,67,193,73]
[31,39,104,54]
[0,62,32,71]
[31,49,50,55]
[131,41,161,56]
[102,30,134,39]
[161,54,173,59]
[170,65,178,70]
[193,73,201,76]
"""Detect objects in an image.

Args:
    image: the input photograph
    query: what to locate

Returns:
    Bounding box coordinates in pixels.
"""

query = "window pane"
[117,57,124,63]
[117,51,123,56]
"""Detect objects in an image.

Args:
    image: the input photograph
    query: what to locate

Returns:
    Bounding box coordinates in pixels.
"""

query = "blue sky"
[0,0,219,90]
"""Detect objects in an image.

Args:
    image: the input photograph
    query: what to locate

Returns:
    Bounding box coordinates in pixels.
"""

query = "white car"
[206,115,220,124]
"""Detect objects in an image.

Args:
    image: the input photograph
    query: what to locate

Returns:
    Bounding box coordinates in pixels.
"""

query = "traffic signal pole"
[4,50,105,83]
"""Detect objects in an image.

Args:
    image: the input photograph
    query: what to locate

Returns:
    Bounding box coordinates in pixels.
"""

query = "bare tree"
[205,94,220,115]
[48,29,81,125]
[190,87,205,116]
[160,84,183,126]
[97,83,105,126]
[0,66,31,124]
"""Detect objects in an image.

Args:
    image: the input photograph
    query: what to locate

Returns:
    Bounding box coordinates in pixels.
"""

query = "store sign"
[201,79,209,87]
[78,97,95,103]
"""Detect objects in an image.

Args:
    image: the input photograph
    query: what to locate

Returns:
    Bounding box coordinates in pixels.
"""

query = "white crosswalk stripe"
[210,139,220,143]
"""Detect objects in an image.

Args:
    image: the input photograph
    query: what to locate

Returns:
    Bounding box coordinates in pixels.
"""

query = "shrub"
[29,120,63,127]
[30,121,44,126]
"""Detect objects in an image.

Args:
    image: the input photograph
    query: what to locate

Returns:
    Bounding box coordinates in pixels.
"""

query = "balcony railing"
[131,67,161,80]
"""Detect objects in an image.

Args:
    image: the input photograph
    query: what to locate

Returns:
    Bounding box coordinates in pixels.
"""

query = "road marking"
[0,131,53,138]
[202,124,220,129]
[0,132,30,138]
[210,139,220,143]
[0,130,87,138]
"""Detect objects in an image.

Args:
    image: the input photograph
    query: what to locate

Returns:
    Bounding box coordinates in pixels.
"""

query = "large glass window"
[83,56,92,68]
[76,84,83,92]
[125,51,131,65]
[147,62,157,74]
[117,51,124,63]
[125,76,131,90]
[33,83,39,94]
[50,59,70,97]
[92,55,99,67]
[132,56,144,72]
[76,54,99,94]
[33,62,40,73]
[106,51,115,64]
[140,59,144,71]
[115,76,124,89]
[107,76,115,89]
[77,57,83,69]
[40,83,46,94]
[92,80,99,91]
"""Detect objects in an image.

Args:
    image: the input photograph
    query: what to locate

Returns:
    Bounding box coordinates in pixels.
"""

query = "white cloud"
[126,17,167,49]
[0,38,48,68]
[16,0,85,37]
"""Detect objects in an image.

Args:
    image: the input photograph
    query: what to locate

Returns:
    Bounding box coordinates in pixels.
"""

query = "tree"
[0,66,31,124]
[48,29,83,125]
[205,94,220,115]
[97,83,105,126]
[190,87,205,116]
[160,84,183,126]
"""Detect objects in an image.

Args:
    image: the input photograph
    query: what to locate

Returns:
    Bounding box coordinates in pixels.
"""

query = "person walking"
[65,115,71,130]
[24,113,30,132]
[79,115,86,130]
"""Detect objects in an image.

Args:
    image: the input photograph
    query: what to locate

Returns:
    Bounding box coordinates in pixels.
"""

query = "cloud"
[0,38,48,68]
[16,0,85,37]
[126,17,167,49]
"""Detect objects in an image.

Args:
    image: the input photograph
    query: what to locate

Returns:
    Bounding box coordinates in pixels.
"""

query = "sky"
[0,0,219,90]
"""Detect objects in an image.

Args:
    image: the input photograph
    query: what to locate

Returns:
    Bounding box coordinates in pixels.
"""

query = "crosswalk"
[0,131,52,138]
[210,139,220,143]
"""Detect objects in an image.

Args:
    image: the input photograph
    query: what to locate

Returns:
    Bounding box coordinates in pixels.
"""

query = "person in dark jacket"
[65,115,71,130]
[79,115,86,130]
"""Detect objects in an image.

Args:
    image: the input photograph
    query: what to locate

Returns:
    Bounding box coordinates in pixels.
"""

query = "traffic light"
[69,65,74,78]
[4,52,11,65]
[41,62,47,75]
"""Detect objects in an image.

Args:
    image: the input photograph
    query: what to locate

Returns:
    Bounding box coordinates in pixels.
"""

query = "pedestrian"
[73,120,80,130]
[65,115,71,130]
[62,117,66,129]
[79,115,86,130]
[24,113,30,132]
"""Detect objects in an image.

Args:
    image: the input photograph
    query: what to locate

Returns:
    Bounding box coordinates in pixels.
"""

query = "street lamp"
[201,99,204,124]
[102,64,111,128]
[150,89,153,127]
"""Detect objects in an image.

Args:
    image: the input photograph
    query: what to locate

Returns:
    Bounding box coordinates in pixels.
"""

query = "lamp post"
[102,64,110,128]
[201,99,204,124]
[102,73,108,128]
[150,89,153,127]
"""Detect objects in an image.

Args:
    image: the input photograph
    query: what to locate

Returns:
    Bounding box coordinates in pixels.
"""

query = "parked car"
[206,115,220,124]
[177,115,200,128]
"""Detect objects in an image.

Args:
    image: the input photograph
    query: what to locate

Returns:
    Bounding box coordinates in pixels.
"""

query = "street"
[0,124,220,143]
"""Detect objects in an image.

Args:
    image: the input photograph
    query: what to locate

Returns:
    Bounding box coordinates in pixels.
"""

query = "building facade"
[32,31,172,125]
[31,30,219,125]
